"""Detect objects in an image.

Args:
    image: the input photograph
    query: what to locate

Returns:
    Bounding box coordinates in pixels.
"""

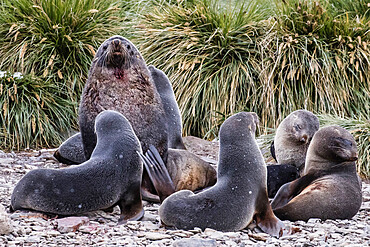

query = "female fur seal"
[11,110,144,223]
[271,126,362,221]
[145,112,284,236]
[149,65,186,150]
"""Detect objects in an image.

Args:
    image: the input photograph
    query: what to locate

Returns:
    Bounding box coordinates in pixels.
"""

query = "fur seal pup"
[11,110,144,223]
[149,65,186,150]
[79,35,168,161]
[142,112,284,236]
[272,110,319,174]
[54,133,85,165]
[271,126,362,221]
[267,164,299,198]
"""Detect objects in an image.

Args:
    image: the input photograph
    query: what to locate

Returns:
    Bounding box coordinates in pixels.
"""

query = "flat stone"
[0,204,12,235]
[143,232,172,240]
[56,216,89,233]
[173,238,217,247]
[248,233,270,242]
[0,158,15,165]
[203,228,224,239]
[25,235,41,243]
[47,230,61,236]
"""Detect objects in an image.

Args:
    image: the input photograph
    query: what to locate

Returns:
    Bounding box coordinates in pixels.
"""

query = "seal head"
[273,110,319,174]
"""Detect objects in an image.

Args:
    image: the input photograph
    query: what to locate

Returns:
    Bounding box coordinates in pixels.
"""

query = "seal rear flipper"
[255,205,285,237]
[140,187,160,203]
[137,145,175,202]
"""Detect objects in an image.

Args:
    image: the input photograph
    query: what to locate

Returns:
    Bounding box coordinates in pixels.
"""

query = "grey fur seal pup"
[79,35,168,161]
[149,65,186,150]
[141,112,284,236]
[54,133,85,165]
[271,126,362,221]
[11,110,144,224]
[272,110,319,174]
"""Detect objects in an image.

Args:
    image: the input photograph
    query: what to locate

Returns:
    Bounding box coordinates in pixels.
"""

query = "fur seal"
[149,65,186,150]
[54,133,85,165]
[79,35,168,161]
[11,110,144,223]
[271,126,362,221]
[142,112,284,236]
[267,164,299,198]
[272,109,320,174]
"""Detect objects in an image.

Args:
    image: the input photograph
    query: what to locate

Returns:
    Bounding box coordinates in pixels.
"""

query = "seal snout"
[300,134,308,143]
[112,39,123,53]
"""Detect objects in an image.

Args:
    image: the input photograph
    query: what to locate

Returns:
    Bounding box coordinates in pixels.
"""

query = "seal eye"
[295,125,301,130]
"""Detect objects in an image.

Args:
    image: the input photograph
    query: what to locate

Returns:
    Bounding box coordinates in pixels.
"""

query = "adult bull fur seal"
[79,35,168,161]
[272,110,319,174]
[271,126,362,221]
[142,112,284,236]
[78,35,216,201]
[11,110,144,223]
[149,65,186,150]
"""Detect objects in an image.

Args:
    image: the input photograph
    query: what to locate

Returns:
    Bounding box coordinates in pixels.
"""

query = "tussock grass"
[0,72,76,150]
[135,0,273,137]
[135,0,369,138]
[0,0,124,101]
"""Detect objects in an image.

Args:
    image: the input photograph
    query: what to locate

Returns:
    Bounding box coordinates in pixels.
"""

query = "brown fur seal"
[271,125,362,221]
[11,110,144,223]
[79,35,168,161]
[149,65,186,150]
[273,110,319,174]
[78,36,215,201]
[141,112,284,236]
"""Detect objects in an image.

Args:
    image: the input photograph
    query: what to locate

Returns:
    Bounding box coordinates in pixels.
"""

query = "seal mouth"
[348,154,358,161]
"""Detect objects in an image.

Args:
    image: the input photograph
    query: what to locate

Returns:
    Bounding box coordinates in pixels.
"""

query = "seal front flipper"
[117,198,144,225]
[271,173,316,210]
[270,140,277,162]
[138,145,175,202]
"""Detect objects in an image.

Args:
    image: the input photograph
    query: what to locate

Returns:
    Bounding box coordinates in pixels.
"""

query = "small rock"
[0,204,12,235]
[203,228,224,239]
[47,230,60,236]
[79,224,101,234]
[248,232,269,242]
[173,238,217,247]
[25,235,41,243]
[0,158,14,165]
[143,232,172,240]
[56,216,89,233]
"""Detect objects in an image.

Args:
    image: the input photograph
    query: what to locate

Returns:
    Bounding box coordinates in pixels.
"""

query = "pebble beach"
[0,137,369,246]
